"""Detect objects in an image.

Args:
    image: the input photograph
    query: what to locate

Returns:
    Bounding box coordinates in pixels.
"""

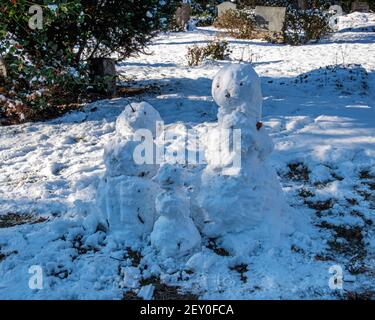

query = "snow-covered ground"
[1,13,375,300]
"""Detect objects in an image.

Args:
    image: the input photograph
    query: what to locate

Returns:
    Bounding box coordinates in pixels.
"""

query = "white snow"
[96,102,161,242]
[150,164,201,258]
[198,63,294,241]
[1,12,375,300]
[115,101,163,138]
[212,63,263,122]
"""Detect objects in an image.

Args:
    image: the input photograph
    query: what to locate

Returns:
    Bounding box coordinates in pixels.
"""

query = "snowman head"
[116,101,163,138]
[212,64,262,120]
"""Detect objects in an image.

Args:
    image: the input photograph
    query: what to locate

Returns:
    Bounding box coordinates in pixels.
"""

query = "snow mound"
[293,64,369,96]
[337,12,375,31]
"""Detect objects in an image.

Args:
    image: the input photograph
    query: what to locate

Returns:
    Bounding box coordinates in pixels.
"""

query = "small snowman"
[198,63,292,239]
[95,102,162,242]
[150,164,201,258]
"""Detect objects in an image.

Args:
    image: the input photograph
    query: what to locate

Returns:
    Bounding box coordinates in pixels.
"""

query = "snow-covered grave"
[1,12,375,299]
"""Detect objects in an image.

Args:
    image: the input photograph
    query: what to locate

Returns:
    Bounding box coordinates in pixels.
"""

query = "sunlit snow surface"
[1,12,375,299]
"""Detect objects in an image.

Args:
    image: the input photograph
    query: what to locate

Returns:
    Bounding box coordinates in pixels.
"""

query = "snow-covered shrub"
[193,12,215,26]
[214,9,257,39]
[1,1,176,64]
[0,48,88,124]
[190,0,218,26]
[186,40,231,66]
[203,40,232,61]
[186,46,206,66]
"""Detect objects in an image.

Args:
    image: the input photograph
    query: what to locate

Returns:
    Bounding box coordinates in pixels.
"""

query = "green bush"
[284,9,332,45]
[0,0,176,123]
[214,9,256,39]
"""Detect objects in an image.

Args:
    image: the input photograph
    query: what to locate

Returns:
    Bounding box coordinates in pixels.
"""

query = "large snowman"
[198,63,292,243]
[95,102,162,243]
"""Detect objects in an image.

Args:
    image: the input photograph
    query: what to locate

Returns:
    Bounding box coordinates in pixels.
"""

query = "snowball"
[116,102,162,138]
[212,63,263,122]
[151,214,201,258]
[96,175,158,241]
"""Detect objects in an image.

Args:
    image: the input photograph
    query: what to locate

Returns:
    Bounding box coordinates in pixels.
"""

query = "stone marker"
[216,1,237,18]
[351,1,370,12]
[89,58,117,96]
[254,6,286,33]
[175,3,192,30]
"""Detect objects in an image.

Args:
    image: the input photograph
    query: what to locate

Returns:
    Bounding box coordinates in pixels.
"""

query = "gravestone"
[254,6,286,33]
[175,3,192,30]
[216,1,237,18]
[89,58,117,96]
[351,1,370,12]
